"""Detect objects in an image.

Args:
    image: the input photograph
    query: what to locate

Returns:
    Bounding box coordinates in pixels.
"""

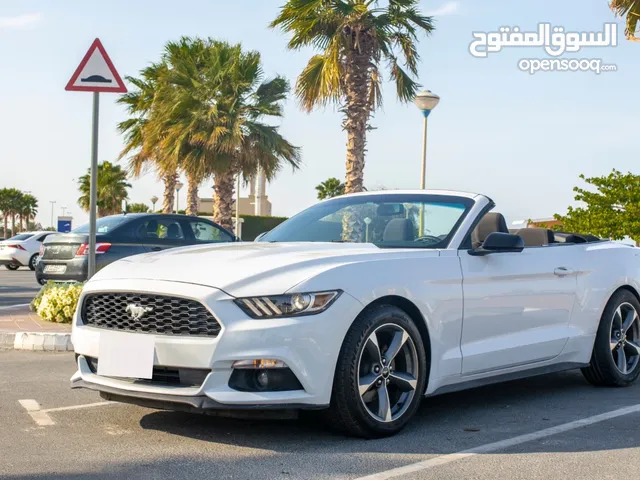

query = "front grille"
[85,356,210,387]
[82,293,221,337]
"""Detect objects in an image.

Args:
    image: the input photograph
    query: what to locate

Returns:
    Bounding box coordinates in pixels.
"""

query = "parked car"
[0,231,55,271]
[70,190,640,438]
[36,213,236,285]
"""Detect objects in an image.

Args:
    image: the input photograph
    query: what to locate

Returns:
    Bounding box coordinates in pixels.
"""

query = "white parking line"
[19,399,114,425]
[355,403,640,480]
[42,401,113,413]
[18,399,54,426]
[0,303,31,310]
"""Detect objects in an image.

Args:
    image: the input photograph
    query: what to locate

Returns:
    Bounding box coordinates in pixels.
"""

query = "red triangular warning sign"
[65,38,127,93]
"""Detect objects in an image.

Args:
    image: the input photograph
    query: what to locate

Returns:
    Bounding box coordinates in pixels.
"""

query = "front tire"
[5,265,19,271]
[582,290,640,387]
[327,305,427,438]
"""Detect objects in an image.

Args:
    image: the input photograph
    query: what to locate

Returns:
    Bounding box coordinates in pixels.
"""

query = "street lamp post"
[414,90,440,235]
[61,206,68,217]
[49,201,56,230]
[150,196,158,213]
[175,181,184,213]
[413,90,440,189]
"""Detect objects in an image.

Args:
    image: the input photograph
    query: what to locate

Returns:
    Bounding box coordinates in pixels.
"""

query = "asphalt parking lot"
[0,268,39,308]
[1,349,640,480]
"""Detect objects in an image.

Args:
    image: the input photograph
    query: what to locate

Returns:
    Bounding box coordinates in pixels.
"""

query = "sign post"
[65,38,126,279]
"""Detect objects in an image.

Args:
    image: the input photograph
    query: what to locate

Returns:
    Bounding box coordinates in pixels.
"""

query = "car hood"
[91,242,421,297]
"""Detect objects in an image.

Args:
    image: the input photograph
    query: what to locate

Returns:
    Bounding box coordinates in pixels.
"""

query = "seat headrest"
[472,212,508,248]
[383,218,415,242]
[516,228,554,246]
[167,224,180,239]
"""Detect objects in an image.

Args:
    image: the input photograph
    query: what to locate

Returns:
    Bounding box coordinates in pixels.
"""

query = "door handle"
[554,267,573,277]
[151,247,162,252]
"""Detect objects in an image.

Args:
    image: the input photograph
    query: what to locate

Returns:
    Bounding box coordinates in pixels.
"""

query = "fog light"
[256,370,269,389]
[232,359,286,369]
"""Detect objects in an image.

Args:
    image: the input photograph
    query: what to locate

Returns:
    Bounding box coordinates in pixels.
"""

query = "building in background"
[197,172,272,216]
[511,217,562,230]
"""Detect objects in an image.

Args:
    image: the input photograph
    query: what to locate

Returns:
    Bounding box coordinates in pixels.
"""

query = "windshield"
[261,194,473,248]
[6,233,34,241]
[73,216,128,234]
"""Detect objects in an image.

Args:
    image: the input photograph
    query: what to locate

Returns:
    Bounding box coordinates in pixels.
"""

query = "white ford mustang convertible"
[71,190,640,437]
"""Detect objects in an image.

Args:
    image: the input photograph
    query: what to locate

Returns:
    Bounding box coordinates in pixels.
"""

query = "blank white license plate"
[44,264,67,274]
[97,330,155,379]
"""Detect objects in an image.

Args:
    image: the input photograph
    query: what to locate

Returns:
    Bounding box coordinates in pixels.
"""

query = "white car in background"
[71,191,640,437]
[0,231,53,271]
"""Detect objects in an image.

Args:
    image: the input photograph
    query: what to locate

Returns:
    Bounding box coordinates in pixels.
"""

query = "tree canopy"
[610,0,640,41]
[316,177,345,200]
[77,161,131,217]
[554,170,640,244]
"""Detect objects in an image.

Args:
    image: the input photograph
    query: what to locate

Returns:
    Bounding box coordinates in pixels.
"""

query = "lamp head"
[414,90,440,116]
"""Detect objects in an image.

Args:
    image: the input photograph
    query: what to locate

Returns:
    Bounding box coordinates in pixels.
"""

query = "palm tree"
[126,202,150,213]
[77,161,132,217]
[0,188,9,237]
[18,194,38,231]
[117,63,179,214]
[316,177,345,200]
[146,38,301,230]
[611,0,640,40]
[271,0,434,195]
[2,188,23,235]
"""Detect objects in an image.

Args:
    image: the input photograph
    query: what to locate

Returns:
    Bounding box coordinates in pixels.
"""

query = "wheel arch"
[609,285,640,306]
[359,295,432,376]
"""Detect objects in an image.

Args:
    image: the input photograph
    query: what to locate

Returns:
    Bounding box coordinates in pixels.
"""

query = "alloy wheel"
[357,323,419,423]
[611,302,640,374]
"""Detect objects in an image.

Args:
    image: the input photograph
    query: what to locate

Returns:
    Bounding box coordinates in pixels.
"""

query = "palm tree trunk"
[341,44,373,241]
[213,169,235,231]
[20,215,24,232]
[186,173,200,217]
[10,214,16,235]
[343,45,372,194]
[3,214,7,237]
[162,171,177,214]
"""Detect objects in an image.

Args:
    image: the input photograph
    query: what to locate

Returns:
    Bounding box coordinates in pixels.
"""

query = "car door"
[459,244,578,375]
[182,218,235,245]
[135,216,188,252]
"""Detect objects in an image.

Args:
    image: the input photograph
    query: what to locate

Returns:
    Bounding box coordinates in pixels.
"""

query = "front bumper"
[71,278,364,409]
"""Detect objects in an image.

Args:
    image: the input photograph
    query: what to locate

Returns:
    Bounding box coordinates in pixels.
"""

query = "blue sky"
[0,1,637,228]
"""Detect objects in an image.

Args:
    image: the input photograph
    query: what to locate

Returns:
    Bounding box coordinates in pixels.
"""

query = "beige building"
[197,173,272,216]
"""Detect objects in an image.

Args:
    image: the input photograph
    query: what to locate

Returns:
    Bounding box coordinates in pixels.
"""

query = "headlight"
[234,291,341,318]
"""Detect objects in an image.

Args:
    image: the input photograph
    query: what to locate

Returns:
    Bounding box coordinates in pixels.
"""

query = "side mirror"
[469,232,524,256]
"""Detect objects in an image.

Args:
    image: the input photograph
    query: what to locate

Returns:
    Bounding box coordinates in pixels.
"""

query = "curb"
[0,331,73,351]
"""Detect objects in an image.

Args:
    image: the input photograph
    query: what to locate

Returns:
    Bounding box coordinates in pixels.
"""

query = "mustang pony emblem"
[125,304,153,320]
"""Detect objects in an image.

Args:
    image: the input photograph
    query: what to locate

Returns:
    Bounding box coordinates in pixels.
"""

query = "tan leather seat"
[471,213,509,248]
[515,228,554,247]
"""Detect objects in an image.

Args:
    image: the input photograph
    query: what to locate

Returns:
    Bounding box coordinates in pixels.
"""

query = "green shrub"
[30,282,85,323]
[239,215,288,241]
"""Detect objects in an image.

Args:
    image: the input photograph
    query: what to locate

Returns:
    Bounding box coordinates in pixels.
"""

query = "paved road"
[1,350,639,479]
[0,268,40,308]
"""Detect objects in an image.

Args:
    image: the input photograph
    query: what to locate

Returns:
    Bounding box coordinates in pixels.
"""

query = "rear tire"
[326,305,427,438]
[582,290,640,387]
[5,265,19,271]
[28,254,38,271]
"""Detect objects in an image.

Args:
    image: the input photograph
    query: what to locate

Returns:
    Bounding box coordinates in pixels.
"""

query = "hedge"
[166,211,289,241]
